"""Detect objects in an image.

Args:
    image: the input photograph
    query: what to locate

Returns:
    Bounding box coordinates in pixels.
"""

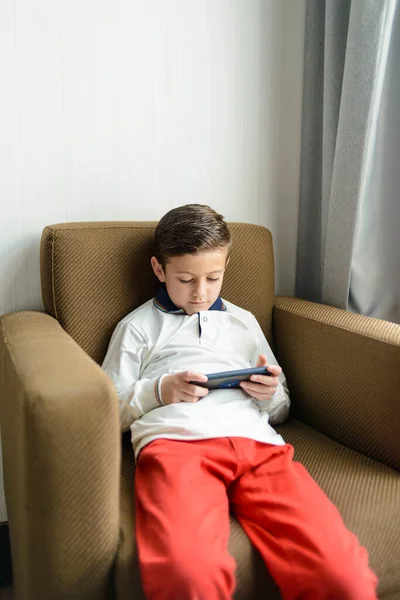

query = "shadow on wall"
[1,238,44,316]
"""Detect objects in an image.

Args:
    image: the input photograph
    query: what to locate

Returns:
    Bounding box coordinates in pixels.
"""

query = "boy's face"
[151,248,229,315]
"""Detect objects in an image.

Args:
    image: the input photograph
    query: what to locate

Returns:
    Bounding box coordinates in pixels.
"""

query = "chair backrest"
[40,222,275,364]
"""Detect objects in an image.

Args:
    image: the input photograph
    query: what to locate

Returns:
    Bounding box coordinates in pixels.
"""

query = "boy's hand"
[239,354,281,401]
[161,372,209,405]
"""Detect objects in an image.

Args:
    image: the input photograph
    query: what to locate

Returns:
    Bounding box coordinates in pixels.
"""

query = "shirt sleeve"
[102,321,162,431]
[250,315,291,425]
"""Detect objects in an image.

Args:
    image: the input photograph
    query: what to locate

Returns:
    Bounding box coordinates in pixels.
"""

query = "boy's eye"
[178,277,220,284]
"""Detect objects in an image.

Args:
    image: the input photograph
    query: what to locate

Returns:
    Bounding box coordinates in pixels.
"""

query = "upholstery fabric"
[278,420,400,600]
[40,222,275,365]
[273,296,400,471]
[0,312,120,600]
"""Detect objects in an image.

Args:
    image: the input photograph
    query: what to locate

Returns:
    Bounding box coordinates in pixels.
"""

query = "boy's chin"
[185,302,211,315]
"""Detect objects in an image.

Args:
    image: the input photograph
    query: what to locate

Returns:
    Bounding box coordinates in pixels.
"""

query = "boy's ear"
[151,256,166,282]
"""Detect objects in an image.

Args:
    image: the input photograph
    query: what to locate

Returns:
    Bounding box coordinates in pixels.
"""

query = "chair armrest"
[0,311,121,600]
[273,296,400,471]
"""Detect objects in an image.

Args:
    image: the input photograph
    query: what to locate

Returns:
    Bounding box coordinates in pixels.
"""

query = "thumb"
[256,354,268,368]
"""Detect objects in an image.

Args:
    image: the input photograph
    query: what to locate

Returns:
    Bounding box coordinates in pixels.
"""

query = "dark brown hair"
[154,204,232,267]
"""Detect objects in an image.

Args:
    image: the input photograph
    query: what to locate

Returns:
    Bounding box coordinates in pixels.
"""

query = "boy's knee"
[164,546,235,598]
[313,558,378,600]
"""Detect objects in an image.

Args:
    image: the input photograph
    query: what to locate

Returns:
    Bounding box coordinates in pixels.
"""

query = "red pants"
[135,438,377,600]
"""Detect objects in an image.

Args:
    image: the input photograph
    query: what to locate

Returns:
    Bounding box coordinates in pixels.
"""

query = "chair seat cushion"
[115,420,400,600]
[278,420,400,600]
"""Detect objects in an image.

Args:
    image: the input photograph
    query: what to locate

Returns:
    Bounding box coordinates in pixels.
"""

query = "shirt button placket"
[200,315,209,343]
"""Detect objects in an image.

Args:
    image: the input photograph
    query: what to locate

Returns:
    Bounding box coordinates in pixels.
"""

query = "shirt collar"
[153,284,226,314]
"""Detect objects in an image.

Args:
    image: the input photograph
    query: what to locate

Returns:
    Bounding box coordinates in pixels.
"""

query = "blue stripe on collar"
[153,285,226,314]
[209,297,227,311]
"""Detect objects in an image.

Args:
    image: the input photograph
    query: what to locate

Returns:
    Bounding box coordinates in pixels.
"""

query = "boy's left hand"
[239,354,281,401]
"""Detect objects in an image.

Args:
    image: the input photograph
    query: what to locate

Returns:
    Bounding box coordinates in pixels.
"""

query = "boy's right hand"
[161,372,209,405]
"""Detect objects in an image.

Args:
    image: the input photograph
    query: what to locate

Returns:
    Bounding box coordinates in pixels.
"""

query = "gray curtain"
[296,0,399,323]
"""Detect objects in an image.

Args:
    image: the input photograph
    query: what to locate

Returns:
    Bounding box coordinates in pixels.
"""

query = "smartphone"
[191,367,273,390]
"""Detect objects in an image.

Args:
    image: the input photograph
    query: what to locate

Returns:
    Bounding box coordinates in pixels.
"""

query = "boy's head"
[151,204,232,315]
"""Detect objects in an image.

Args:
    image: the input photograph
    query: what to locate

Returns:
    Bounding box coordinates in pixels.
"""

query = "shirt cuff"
[155,374,167,406]
[256,381,290,423]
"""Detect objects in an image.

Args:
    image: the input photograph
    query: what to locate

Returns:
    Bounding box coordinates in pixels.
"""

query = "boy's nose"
[193,282,207,299]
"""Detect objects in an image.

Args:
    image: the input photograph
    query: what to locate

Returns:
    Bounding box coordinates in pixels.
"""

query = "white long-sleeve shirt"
[102,293,290,458]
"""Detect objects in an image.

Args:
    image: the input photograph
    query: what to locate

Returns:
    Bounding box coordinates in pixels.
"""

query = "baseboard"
[0,522,13,588]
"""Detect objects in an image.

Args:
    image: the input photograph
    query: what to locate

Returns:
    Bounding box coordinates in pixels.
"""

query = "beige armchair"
[1,222,399,600]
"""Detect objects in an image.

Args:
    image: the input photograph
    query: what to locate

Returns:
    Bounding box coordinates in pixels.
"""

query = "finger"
[249,375,279,387]
[263,364,282,376]
[184,383,209,397]
[240,389,273,402]
[178,392,202,403]
[182,371,208,383]
[240,381,276,397]
[256,354,268,368]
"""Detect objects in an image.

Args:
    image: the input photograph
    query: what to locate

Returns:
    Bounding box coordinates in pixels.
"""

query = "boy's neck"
[154,284,226,314]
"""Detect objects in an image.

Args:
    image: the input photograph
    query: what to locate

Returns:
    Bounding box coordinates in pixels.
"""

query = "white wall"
[0,0,305,522]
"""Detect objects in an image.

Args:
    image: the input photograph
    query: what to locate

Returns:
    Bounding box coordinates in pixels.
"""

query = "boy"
[102,204,377,600]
